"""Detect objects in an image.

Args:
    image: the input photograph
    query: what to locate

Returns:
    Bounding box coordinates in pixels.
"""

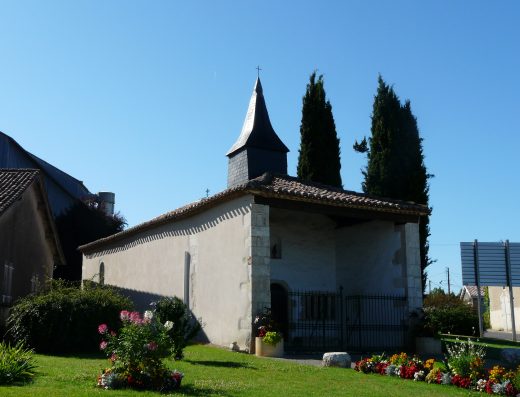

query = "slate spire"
[227,78,289,156]
[226,78,289,188]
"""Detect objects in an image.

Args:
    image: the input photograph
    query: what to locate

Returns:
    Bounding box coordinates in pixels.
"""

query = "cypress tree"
[355,76,432,291]
[297,72,342,188]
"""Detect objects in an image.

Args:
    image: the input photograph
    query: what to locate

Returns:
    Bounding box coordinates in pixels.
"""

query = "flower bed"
[354,338,520,395]
[96,309,184,392]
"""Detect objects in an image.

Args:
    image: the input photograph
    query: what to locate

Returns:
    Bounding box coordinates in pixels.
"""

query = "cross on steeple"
[256,65,262,78]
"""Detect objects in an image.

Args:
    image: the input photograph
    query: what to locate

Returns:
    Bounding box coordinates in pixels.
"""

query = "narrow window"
[184,252,190,307]
[99,262,105,286]
[2,262,14,305]
[31,274,39,294]
[270,236,282,259]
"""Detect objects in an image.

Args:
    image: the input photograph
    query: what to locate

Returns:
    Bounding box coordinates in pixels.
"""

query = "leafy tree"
[54,202,126,281]
[297,71,342,188]
[354,76,432,291]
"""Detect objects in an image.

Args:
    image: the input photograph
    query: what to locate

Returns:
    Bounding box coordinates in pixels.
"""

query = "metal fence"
[285,290,344,352]
[283,290,409,353]
[344,294,408,352]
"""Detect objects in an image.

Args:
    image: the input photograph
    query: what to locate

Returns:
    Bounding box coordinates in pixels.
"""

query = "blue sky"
[1,1,518,292]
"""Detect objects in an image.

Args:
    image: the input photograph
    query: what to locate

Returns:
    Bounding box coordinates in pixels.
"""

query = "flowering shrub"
[253,307,283,345]
[97,310,184,391]
[354,347,520,395]
[445,338,485,379]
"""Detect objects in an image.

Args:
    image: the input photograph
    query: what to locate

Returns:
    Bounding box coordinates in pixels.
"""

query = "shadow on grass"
[184,359,256,369]
[180,384,232,396]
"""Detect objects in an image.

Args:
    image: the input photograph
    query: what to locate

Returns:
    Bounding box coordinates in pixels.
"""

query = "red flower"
[451,374,471,389]
[375,362,389,375]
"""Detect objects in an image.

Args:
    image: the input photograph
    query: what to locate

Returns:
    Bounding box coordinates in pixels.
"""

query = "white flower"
[413,371,425,381]
[164,320,174,331]
[144,310,154,321]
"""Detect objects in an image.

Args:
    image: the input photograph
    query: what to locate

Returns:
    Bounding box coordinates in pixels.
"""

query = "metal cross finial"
[256,65,262,78]
[205,188,210,198]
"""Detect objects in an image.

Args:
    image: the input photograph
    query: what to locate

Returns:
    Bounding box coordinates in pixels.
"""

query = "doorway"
[270,283,289,341]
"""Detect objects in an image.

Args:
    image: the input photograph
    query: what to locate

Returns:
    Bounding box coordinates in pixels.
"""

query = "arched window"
[99,262,105,286]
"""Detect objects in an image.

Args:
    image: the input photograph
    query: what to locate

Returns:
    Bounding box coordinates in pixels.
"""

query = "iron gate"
[282,290,409,353]
[344,294,408,352]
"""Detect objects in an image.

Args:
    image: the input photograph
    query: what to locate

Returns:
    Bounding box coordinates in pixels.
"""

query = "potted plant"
[253,308,284,357]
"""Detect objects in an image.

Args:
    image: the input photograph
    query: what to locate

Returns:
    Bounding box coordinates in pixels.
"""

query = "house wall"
[489,286,520,333]
[82,195,257,350]
[0,185,55,327]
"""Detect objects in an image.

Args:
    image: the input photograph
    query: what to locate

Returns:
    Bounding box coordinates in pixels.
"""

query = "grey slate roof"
[0,131,92,201]
[0,169,39,215]
[226,78,289,156]
[79,173,429,252]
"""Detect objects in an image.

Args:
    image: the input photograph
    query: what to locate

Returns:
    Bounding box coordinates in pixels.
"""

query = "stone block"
[322,352,351,368]
[501,349,520,367]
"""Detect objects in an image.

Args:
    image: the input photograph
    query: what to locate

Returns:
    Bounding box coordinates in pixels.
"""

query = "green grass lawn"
[0,345,481,396]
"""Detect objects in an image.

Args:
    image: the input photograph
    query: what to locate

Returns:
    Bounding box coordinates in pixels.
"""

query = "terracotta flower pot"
[255,337,284,357]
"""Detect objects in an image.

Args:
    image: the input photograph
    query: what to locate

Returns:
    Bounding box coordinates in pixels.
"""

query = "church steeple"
[227,78,289,188]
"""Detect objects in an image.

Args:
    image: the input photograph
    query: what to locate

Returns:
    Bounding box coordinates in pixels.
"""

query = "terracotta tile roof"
[0,169,39,215]
[79,173,429,252]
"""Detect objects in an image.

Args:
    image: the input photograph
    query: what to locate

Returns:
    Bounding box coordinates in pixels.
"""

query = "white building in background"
[80,78,428,353]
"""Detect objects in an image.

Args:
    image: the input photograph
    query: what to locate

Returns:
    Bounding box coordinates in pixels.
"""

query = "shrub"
[153,297,201,360]
[420,289,479,336]
[445,338,485,379]
[97,310,183,391]
[7,282,132,353]
[0,342,36,385]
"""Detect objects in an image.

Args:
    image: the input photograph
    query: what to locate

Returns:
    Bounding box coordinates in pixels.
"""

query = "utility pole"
[428,280,431,294]
[446,267,451,295]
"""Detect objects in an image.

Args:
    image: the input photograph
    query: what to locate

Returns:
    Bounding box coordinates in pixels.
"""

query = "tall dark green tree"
[297,72,342,187]
[355,76,432,291]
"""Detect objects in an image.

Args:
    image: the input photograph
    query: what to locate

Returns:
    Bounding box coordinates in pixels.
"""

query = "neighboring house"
[488,286,520,333]
[80,78,428,353]
[0,131,95,217]
[459,285,486,309]
[0,169,64,329]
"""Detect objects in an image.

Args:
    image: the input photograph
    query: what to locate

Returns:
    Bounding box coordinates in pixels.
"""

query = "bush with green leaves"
[152,297,201,360]
[0,342,36,385]
[7,282,132,353]
[420,288,479,336]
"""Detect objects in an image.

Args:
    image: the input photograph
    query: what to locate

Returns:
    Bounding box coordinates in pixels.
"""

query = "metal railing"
[282,290,408,353]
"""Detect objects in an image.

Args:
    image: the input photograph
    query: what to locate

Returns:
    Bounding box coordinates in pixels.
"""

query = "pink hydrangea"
[129,311,142,325]
[100,341,108,350]
[98,323,108,334]
[120,310,130,321]
[147,341,158,351]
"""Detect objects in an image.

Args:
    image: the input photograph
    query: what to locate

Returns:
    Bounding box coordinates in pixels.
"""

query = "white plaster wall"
[489,286,520,333]
[82,195,255,349]
[336,220,405,295]
[269,209,336,291]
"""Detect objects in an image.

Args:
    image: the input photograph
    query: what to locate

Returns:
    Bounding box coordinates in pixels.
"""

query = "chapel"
[81,78,427,352]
